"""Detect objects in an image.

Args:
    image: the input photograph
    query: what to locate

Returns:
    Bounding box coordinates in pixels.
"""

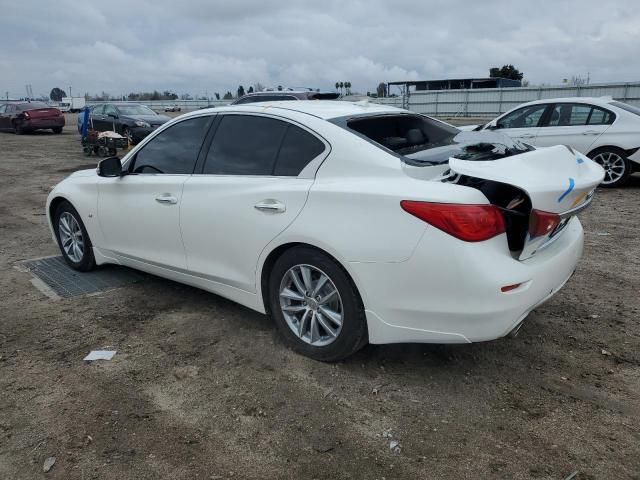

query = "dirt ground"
[0,113,639,480]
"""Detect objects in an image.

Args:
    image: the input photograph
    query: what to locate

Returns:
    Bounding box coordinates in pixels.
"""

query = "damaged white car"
[46,102,604,361]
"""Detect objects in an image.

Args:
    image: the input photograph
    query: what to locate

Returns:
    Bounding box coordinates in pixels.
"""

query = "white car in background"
[462,97,640,187]
[47,102,603,361]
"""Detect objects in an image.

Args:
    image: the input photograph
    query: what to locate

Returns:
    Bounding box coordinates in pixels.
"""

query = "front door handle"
[516,133,536,139]
[254,200,286,213]
[155,194,178,205]
[582,130,600,135]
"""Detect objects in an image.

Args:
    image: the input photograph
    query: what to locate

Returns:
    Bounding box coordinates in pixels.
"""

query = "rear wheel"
[52,126,63,134]
[13,121,24,135]
[122,127,134,145]
[268,247,367,361]
[588,147,631,188]
[54,201,95,271]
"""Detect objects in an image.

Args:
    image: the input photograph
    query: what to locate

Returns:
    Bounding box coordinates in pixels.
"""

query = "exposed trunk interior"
[442,171,532,254]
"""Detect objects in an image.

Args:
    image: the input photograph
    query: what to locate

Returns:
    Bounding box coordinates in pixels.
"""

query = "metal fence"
[85,82,640,119]
[371,82,640,118]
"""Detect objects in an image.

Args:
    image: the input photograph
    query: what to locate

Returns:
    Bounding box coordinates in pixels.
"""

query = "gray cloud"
[1,0,638,98]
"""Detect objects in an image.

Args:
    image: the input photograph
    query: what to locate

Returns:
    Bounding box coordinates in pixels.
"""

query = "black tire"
[52,126,63,134]
[53,201,96,272]
[108,147,117,157]
[13,121,24,135]
[588,147,632,188]
[97,146,107,157]
[268,246,368,362]
[82,146,92,156]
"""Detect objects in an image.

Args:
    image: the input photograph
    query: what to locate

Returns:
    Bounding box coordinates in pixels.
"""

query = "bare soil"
[0,115,639,479]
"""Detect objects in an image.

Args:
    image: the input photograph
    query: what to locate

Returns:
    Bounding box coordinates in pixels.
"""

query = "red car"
[0,102,65,134]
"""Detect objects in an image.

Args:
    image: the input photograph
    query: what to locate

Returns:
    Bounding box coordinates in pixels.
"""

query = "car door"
[0,104,7,129]
[101,104,120,132]
[534,103,615,154]
[89,104,105,130]
[97,114,214,269]
[490,103,550,144]
[180,113,328,292]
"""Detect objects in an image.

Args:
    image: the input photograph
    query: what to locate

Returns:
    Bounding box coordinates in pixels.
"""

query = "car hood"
[122,114,170,124]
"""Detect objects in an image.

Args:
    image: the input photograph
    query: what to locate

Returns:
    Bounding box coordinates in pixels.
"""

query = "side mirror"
[97,157,123,177]
[487,123,500,130]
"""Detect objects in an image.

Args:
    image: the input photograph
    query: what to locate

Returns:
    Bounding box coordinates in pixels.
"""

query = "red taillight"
[23,111,30,119]
[400,201,505,242]
[501,283,522,292]
[528,209,560,238]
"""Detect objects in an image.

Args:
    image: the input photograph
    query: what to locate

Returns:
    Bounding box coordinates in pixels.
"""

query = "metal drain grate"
[18,255,145,299]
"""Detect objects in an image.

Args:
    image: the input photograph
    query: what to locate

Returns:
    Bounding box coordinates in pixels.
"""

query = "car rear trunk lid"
[25,107,61,119]
[448,145,604,259]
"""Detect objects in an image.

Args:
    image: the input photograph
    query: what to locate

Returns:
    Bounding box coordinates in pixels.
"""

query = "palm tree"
[335,82,340,92]
[339,82,344,95]
[345,82,351,95]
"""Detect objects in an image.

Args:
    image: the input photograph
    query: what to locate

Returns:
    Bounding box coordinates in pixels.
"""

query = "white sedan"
[461,97,640,187]
[46,101,603,361]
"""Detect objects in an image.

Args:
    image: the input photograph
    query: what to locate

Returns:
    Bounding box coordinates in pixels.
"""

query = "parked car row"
[459,97,640,187]
[47,100,604,361]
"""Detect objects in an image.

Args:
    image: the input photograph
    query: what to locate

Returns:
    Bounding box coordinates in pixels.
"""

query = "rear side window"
[0,105,5,113]
[547,104,590,126]
[274,125,326,176]
[130,116,212,174]
[203,115,287,175]
[588,107,615,125]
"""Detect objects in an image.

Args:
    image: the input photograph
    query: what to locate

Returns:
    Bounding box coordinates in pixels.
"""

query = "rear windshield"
[17,102,49,110]
[337,113,533,165]
[610,101,640,117]
[308,92,340,100]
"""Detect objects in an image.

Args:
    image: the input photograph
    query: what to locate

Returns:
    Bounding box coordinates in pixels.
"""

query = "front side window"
[0,105,6,114]
[129,116,212,174]
[104,104,118,117]
[497,104,548,129]
[203,115,288,175]
[92,104,104,115]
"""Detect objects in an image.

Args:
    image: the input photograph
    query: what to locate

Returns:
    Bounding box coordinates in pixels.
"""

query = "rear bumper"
[25,117,65,129]
[350,217,584,344]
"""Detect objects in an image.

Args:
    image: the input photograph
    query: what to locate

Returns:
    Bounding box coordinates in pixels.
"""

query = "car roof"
[519,97,616,107]
[188,100,405,120]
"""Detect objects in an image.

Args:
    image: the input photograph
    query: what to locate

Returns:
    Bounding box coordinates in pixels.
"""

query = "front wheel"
[52,127,63,134]
[588,147,632,188]
[13,121,24,135]
[54,201,96,271]
[268,247,368,361]
[122,127,134,145]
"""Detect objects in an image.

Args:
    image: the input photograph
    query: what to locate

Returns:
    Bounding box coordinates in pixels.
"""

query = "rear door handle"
[516,133,536,139]
[582,130,600,135]
[254,200,286,213]
[155,194,178,205]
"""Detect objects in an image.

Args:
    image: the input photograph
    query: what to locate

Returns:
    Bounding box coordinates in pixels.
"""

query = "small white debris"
[372,384,383,395]
[601,349,612,356]
[43,456,56,473]
[389,440,401,453]
[83,350,116,361]
[590,314,600,319]
[595,232,611,236]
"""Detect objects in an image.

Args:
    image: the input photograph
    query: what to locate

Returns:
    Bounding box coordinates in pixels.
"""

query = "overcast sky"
[1,0,639,99]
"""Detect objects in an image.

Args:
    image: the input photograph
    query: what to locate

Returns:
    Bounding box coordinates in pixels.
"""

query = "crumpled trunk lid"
[449,145,604,259]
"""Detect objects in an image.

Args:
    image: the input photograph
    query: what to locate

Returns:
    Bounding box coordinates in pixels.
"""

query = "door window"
[0,105,5,114]
[203,115,288,175]
[497,105,547,129]
[129,116,213,174]
[547,104,592,127]
[274,124,326,176]
[588,107,615,125]
[92,104,104,115]
[104,104,118,117]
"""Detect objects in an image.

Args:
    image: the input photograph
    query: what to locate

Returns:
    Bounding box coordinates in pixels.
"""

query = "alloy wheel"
[279,264,344,347]
[58,212,85,262]
[592,151,626,185]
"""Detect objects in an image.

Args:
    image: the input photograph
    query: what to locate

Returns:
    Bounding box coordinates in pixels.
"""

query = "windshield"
[117,104,156,115]
[610,101,640,117]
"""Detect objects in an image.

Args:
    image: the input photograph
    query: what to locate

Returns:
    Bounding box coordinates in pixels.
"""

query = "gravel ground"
[0,114,639,479]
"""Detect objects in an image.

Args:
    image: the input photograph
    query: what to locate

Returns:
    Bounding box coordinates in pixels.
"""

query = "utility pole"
[69,85,72,98]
